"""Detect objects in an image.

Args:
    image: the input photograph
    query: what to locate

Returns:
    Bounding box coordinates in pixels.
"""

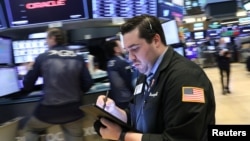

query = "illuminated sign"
[26,0,66,9]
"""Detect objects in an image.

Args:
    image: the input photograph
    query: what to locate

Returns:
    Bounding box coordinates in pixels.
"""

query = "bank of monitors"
[4,0,89,27]
[92,0,157,18]
[0,36,13,65]
[12,39,47,64]
[0,67,20,97]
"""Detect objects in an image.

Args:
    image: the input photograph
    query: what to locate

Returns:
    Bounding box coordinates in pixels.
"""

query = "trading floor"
[203,63,250,124]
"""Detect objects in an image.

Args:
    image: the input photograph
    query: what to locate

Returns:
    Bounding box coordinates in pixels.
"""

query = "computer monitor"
[0,37,13,65]
[173,47,185,56]
[12,39,48,64]
[162,20,180,45]
[0,67,20,97]
[4,0,89,27]
[92,0,157,18]
[16,65,43,87]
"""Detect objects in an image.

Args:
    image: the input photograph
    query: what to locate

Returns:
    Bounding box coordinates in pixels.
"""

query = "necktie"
[144,73,153,94]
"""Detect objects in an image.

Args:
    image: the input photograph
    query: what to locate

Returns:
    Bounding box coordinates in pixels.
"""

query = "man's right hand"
[96,95,128,123]
[96,95,116,113]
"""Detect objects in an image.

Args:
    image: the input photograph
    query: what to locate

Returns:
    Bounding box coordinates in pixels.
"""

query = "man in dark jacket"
[104,38,134,109]
[95,15,216,141]
[215,37,231,94]
[23,28,93,141]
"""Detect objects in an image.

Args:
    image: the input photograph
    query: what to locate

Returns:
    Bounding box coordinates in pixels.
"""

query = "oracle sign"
[26,0,66,9]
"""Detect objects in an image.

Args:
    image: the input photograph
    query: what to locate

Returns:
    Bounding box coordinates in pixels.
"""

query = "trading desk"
[0,82,110,141]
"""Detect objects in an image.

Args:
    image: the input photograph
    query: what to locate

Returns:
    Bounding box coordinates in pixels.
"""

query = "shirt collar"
[148,48,167,76]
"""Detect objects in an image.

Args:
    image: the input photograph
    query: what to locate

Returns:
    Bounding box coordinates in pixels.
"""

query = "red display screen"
[4,0,89,27]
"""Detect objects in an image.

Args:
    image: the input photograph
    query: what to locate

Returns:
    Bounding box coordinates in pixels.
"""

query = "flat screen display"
[0,4,7,29]
[0,67,20,97]
[16,65,43,87]
[158,1,183,20]
[193,31,205,40]
[173,47,184,56]
[162,20,180,45]
[0,37,13,65]
[92,0,157,18]
[12,39,48,64]
[4,0,89,27]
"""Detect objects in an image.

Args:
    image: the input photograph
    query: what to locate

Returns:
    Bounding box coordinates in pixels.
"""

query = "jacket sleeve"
[108,71,133,101]
[142,67,215,141]
[23,56,42,91]
[81,62,94,92]
[117,61,134,90]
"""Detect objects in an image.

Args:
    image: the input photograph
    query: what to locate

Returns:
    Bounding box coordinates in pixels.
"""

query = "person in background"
[104,38,134,109]
[95,14,216,141]
[215,37,231,94]
[23,27,93,141]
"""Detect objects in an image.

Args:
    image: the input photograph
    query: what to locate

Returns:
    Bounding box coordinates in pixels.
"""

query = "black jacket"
[215,45,231,70]
[129,47,216,141]
[107,56,134,108]
[23,46,93,123]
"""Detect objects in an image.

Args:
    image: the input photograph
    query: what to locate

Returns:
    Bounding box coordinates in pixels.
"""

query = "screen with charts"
[4,0,89,27]
[92,0,157,18]
[0,37,13,65]
[0,67,20,97]
[16,65,43,87]
[12,39,48,64]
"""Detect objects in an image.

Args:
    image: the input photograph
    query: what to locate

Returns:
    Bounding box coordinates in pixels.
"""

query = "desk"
[0,84,110,141]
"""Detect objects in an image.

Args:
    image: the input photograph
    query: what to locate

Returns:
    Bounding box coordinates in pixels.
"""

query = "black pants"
[219,68,230,91]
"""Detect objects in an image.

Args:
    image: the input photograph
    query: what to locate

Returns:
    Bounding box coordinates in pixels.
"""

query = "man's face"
[46,36,56,48]
[123,28,156,75]
[115,40,125,55]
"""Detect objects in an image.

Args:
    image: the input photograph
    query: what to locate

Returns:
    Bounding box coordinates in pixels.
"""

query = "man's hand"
[99,118,122,140]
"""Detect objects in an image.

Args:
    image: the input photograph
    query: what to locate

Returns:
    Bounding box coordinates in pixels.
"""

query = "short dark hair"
[104,39,119,59]
[120,14,166,45]
[47,27,67,46]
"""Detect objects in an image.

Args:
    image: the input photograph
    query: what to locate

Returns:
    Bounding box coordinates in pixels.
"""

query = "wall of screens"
[92,0,157,18]
[12,39,47,64]
[4,0,89,27]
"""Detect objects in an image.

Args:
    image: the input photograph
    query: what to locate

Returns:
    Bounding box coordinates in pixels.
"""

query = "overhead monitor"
[0,67,20,97]
[12,39,48,64]
[208,21,221,29]
[0,4,7,29]
[184,0,203,15]
[192,31,206,40]
[0,36,13,65]
[158,1,184,20]
[193,22,204,31]
[4,0,89,27]
[162,20,180,45]
[92,0,157,18]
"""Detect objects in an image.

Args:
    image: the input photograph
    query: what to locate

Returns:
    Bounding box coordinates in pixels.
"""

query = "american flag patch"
[182,87,205,103]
